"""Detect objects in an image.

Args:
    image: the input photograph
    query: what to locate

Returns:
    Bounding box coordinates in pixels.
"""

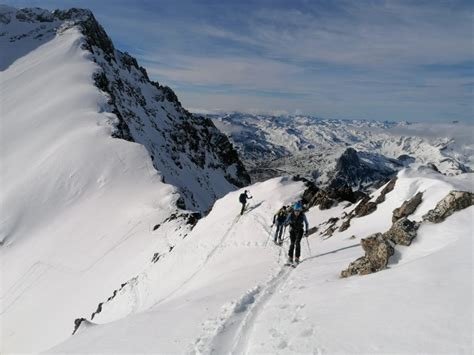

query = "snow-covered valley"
[1,5,473,355]
[210,112,473,187]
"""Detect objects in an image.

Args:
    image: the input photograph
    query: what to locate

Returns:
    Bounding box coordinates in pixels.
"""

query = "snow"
[211,113,472,183]
[2,5,473,354]
[0,26,185,353]
[49,169,473,354]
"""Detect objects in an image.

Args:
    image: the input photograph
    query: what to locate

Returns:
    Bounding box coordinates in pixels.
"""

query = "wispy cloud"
[4,0,473,122]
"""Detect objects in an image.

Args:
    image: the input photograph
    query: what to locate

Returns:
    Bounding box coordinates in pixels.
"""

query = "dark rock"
[338,218,351,232]
[353,197,377,217]
[361,233,395,269]
[392,192,423,222]
[422,191,474,223]
[383,218,420,246]
[329,148,398,190]
[151,253,160,263]
[186,212,201,227]
[375,176,397,204]
[397,154,415,165]
[72,318,86,335]
[427,163,440,173]
[341,256,372,278]
[328,184,363,204]
[341,233,394,277]
[152,224,160,231]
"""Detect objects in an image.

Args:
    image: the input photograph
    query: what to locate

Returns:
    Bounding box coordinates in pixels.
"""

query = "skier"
[272,206,288,244]
[239,190,252,215]
[285,201,309,264]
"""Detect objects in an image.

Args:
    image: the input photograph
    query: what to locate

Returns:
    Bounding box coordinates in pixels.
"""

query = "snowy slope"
[211,112,472,185]
[0,6,246,353]
[50,169,473,354]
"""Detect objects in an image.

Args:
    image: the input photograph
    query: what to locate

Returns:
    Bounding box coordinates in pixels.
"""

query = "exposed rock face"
[362,234,395,270]
[43,9,251,212]
[353,196,377,217]
[422,191,474,223]
[341,257,373,278]
[301,179,365,210]
[384,218,420,246]
[375,176,397,204]
[392,192,423,222]
[342,189,473,278]
[329,148,400,190]
[341,233,394,277]
[338,219,351,232]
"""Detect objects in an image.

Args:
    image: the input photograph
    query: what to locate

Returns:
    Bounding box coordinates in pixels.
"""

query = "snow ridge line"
[198,264,294,355]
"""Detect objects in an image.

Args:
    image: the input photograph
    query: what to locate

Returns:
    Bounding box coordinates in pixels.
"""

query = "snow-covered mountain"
[1,6,249,214]
[1,5,473,354]
[210,112,472,188]
[0,5,247,353]
[50,167,473,354]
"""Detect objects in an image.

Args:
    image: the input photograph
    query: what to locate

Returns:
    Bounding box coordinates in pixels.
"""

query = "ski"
[284,261,300,268]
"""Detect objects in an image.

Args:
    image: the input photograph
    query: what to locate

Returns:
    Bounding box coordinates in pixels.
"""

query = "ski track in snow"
[208,266,295,355]
[190,222,304,355]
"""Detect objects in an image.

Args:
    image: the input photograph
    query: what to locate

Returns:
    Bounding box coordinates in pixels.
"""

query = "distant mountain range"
[209,112,472,189]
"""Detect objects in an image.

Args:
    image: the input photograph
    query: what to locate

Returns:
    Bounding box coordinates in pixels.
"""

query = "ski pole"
[264,225,273,247]
[305,233,312,256]
[281,225,287,242]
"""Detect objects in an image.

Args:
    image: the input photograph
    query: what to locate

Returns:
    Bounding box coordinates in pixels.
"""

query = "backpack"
[239,193,246,203]
[276,209,287,222]
[289,212,305,231]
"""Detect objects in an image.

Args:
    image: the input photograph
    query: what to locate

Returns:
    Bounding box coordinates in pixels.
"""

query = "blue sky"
[5,0,474,122]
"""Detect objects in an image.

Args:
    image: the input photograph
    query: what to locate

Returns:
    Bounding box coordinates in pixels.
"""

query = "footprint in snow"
[277,340,288,349]
[269,328,279,338]
[300,328,314,337]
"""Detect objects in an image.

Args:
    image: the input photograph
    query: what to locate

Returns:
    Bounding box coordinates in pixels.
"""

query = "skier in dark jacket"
[239,190,252,215]
[272,206,288,244]
[285,201,309,264]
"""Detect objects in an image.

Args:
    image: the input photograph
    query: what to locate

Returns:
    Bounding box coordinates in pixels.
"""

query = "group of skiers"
[239,190,309,265]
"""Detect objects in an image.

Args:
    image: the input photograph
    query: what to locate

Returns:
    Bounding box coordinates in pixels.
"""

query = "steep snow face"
[211,113,472,185]
[50,169,472,354]
[0,7,231,353]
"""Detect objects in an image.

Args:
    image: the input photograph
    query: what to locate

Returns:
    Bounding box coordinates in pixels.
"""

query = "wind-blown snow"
[50,169,473,354]
[0,26,185,353]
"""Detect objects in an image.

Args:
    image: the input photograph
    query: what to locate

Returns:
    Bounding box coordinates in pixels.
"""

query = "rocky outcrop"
[338,219,351,232]
[383,218,420,246]
[301,179,366,210]
[375,176,397,204]
[422,191,474,223]
[342,189,472,278]
[353,196,377,217]
[341,233,394,277]
[392,192,423,222]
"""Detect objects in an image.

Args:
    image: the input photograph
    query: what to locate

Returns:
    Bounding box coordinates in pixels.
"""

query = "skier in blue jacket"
[285,201,309,264]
